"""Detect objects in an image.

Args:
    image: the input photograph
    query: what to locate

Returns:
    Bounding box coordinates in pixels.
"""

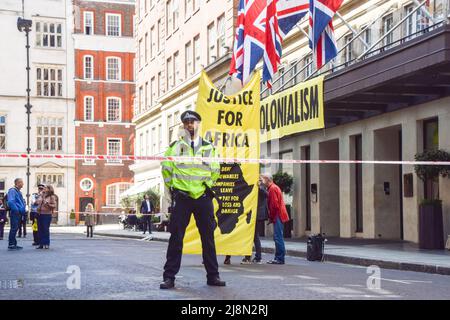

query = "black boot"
[159,278,175,289]
[207,277,226,287]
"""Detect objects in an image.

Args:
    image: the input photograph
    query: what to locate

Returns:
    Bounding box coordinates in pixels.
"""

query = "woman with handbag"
[36,185,57,250]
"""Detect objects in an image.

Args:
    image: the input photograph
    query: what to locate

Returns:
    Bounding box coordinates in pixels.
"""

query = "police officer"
[160,110,225,289]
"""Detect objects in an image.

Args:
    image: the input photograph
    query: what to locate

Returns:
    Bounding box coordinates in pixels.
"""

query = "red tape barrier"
[0,152,449,166]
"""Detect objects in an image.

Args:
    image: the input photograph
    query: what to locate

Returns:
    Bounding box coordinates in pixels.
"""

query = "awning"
[119,178,160,198]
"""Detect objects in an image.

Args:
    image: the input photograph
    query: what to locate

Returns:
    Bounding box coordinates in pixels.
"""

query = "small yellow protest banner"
[182,70,260,256]
[260,76,325,142]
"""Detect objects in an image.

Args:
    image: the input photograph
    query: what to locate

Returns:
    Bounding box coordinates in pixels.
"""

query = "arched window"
[106,183,131,207]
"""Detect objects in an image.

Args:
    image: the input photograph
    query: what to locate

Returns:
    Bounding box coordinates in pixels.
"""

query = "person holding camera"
[35,185,57,250]
[159,111,225,290]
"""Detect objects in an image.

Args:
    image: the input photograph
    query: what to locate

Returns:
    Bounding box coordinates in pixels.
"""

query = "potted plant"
[273,171,294,238]
[69,209,76,226]
[414,149,450,249]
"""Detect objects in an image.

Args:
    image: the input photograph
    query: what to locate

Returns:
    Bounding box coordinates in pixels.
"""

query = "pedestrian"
[17,206,27,239]
[6,178,26,251]
[261,174,289,264]
[223,176,269,265]
[30,184,44,246]
[0,198,7,240]
[159,110,225,289]
[36,185,57,250]
[140,194,155,235]
[85,204,94,238]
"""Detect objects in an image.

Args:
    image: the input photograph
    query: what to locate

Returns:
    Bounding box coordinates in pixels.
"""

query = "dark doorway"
[423,118,439,200]
[305,146,311,231]
[79,197,94,223]
[355,135,363,233]
[399,131,404,240]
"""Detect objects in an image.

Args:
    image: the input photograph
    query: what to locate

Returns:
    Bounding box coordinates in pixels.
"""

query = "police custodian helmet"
[180,110,201,122]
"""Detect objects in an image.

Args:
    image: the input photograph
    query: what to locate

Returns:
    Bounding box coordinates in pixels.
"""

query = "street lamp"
[17,17,33,211]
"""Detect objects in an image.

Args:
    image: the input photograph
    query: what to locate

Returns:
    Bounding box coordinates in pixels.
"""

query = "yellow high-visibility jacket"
[161,137,220,199]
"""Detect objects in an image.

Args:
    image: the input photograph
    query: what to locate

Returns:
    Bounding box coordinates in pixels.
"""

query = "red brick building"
[73,0,135,224]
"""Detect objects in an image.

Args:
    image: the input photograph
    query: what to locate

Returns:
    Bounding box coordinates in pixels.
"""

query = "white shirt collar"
[188,136,201,148]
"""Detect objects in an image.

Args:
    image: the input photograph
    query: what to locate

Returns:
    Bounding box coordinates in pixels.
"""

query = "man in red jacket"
[262,174,289,264]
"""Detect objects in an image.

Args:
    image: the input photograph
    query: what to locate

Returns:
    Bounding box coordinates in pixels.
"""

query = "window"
[304,54,313,78]
[106,97,121,122]
[106,183,131,206]
[167,56,173,90]
[107,138,122,163]
[139,38,143,69]
[166,0,173,34]
[139,86,143,112]
[158,71,164,97]
[168,114,174,143]
[106,14,121,36]
[36,173,64,188]
[207,22,216,64]
[185,41,193,77]
[150,76,156,106]
[36,117,63,152]
[145,130,149,156]
[193,35,200,73]
[84,55,93,80]
[151,127,156,155]
[145,81,149,109]
[185,0,193,17]
[382,14,394,49]
[106,57,121,81]
[217,14,226,57]
[80,178,94,191]
[36,67,63,97]
[343,33,353,65]
[174,51,180,85]
[151,26,156,58]
[173,0,180,30]
[84,138,95,163]
[193,0,200,12]
[158,19,163,52]
[84,12,94,35]
[0,116,5,150]
[405,4,428,40]
[35,21,62,48]
[139,133,144,156]
[84,96,94,121]
[145,33,149,63]
[158,124,162,153]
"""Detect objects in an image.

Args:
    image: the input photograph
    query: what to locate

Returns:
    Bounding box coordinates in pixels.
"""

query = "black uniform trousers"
[163,192,219,281]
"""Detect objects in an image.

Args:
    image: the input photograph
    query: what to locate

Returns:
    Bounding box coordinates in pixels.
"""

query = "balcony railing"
[261,0,449,98]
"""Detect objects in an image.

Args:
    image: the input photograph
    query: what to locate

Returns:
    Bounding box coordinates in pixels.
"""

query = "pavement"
[2,232,450,300]
[87,224,450,276]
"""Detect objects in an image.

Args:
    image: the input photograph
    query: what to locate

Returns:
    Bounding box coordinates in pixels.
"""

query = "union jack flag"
[309,0,343,69]
[229,0,267,85]
[263,0,309,84]
[230,0,309,85]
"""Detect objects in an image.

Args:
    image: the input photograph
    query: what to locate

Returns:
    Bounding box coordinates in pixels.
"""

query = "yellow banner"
[260,76,325,142]
[182,70,260,256]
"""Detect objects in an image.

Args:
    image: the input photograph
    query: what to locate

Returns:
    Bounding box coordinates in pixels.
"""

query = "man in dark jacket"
[7,178,26,250]
[140,194,154,235]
